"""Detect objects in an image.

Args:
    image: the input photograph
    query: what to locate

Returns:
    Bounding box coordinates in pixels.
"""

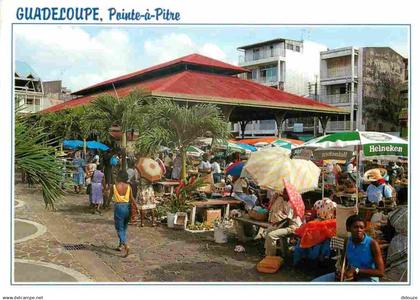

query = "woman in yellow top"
[113,171,134,257]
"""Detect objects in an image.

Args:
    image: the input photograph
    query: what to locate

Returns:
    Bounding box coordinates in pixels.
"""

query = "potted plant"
[169,176,204,229]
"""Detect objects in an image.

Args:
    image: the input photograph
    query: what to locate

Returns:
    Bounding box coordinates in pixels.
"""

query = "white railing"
[258,76,278,85]
[321,66,358,79]
[320,93,357,105]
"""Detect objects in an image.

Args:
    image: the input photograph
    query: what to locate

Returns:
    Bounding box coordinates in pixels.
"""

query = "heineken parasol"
[294,131,408,200]
[296,131,407,159]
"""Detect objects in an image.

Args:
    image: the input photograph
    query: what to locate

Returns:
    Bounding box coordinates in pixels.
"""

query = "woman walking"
[90,164,105,214]
[72,151,86,193]
[112,171,134,257]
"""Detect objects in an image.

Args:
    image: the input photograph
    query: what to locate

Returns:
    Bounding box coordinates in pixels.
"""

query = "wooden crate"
[204,209,221,226]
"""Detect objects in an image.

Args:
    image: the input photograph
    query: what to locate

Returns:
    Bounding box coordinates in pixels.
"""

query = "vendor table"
[189,198,242,224]
[232,216,270,242]
[233,216,270,228]
[155,181,180,196]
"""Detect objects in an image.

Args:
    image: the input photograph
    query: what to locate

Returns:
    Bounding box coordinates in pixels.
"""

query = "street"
[14,184,327,282]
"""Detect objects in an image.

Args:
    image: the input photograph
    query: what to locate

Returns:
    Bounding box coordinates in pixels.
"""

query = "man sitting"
[264,189,302,257]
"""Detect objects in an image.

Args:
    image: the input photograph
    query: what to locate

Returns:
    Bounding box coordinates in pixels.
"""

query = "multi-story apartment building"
[320,47,406,134]
[43,80,74,101]
[15,61,70,113]
[399,58,408,138]
[15,61,44,113]
[234,38,327,139]
[319,47,358,132]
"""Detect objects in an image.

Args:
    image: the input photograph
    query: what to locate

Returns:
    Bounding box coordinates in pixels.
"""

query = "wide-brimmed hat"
[363,168,385,183]
[56,151,67,157]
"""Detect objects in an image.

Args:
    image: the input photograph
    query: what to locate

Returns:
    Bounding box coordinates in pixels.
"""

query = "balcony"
[239,48,285,64]
[321,66,358,80]
[320,93,357,105]
[258,76,278,85]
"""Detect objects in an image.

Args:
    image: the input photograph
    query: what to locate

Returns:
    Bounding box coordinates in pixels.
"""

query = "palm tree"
[136,99,230,179]
[15,112,64,209]
[87,89,147,170]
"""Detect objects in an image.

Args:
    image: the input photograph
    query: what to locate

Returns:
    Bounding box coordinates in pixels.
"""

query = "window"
[295,45,300,52]
[286,43,294,50]
[26,98,33,105]
[270,45,274,57]
[339,87,347,94]
[259,65,277,83]
[253,48,260,60]
[251,69,258,80]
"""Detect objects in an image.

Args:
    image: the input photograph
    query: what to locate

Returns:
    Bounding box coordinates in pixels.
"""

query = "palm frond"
[15,114,64,208]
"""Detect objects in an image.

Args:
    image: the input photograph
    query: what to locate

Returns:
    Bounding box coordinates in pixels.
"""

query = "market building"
[42,53,347,138]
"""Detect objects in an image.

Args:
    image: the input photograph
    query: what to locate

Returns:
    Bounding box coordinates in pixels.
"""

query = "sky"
[14,25,409,92]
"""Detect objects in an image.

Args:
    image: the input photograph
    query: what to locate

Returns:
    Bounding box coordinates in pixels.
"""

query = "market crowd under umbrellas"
[15,125,408,282]
[13,53,408,283]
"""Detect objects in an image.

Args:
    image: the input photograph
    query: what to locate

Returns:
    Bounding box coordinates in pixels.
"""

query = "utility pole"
[309,75,319,136]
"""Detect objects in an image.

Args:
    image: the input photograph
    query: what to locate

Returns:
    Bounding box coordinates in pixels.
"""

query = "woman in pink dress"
[91,164,105,214]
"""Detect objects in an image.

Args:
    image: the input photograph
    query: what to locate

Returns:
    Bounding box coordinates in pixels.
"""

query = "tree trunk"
[83,138,87,157]
[121,131,127,172]
[180,149,187,180]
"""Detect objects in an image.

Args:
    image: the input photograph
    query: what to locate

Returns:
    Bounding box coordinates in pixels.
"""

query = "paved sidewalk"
[14,184,330,282]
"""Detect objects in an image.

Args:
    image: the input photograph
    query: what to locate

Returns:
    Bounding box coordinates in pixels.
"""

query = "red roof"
[43,70,344,114]
[73,53,249,95]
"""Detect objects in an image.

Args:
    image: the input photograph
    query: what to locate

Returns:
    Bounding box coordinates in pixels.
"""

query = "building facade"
[235,38,327,139]
[43,80,73,101]
[15,61,44,113]
[319,47,406,135]
[14,61,70,113]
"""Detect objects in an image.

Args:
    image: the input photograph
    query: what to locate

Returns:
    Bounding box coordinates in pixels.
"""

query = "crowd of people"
[61,146,408,280]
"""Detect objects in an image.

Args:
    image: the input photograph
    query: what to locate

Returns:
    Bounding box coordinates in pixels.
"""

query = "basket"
[212,183,226,194]
[256,256,284,273]
[344,187,357,194]
[248,210,268,222]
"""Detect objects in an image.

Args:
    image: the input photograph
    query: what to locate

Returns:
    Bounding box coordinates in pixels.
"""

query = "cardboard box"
[204,209,221,226]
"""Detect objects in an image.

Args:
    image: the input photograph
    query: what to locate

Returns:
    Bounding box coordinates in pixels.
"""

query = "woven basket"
[212,183,226,194]
[248,210,269,222]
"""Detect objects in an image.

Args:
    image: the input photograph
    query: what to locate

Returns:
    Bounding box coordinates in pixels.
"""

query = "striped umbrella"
[271,139,294,150]
[225,141,246,154]
[243,148,320,193]
[236,143,257,152]
[225,161,245,177]
[187,145,204,157]
[297,131,408,160]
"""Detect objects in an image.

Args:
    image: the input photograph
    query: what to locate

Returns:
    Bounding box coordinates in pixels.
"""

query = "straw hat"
[56,151,67,157]
[363,168,384,183]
